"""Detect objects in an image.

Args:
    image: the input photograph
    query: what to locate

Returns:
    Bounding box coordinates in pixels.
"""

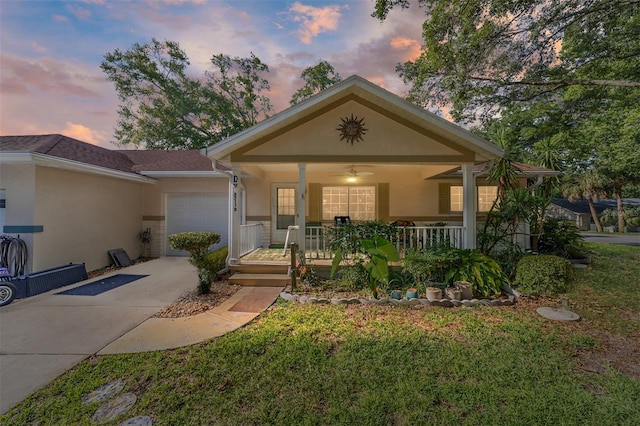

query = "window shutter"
[308,183,321,221]
[439,183,451,214]
[377,183,390,222]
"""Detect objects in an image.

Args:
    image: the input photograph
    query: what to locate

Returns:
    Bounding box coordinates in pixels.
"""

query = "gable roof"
[1,134,135,173]
[204,75,504,163]
[0,135,218,179]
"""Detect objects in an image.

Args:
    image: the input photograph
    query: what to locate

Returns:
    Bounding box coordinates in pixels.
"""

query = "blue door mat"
[56,274,148,296]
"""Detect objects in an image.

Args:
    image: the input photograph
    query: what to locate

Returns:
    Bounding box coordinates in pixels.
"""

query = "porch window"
[322,186,376,221]
[478,186,498,212]
[449,185,498,212]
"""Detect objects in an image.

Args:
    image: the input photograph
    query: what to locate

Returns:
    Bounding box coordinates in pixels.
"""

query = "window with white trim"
[322,186,376,221]
[449,185,498,212]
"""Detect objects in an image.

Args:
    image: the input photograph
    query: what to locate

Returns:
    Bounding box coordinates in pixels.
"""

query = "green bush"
[201,246,228,281]
[167,231,221,294]
[402,243,506,298]
[167,232,220,259]
[514,255,573,296]
[444,249,507,298]
[536,218,585,258]
[402,242,458,284]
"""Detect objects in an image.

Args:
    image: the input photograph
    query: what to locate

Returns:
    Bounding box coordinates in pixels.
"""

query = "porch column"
[462,163,476,249]
[297,163,306,253]
[228,165,242,264]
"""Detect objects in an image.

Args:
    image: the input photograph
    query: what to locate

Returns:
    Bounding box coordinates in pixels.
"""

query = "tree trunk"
[614,184,625,233]
[587,197,603,232]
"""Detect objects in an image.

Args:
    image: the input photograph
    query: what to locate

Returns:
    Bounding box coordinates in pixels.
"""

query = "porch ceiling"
[235,163,459,181]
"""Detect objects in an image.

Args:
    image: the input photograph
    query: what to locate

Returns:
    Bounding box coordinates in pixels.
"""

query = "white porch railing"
[303,225,465,260]
[239,223,263,256]
[395,226,465,253]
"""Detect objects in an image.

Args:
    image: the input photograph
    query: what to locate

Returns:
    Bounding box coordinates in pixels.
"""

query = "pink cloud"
[66,4,91,20]
[31,42,47,54]
[52,15,69,23]
[289,2,344,44]
[390,36,421,61]
[0,54,102,98]
[60,122,106,146]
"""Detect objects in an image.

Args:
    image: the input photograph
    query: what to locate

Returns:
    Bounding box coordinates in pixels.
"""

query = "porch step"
[229,273,289,287]
[230,264,289,274]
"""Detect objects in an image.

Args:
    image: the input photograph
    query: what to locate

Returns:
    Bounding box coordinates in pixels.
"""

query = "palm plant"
[562,170,610,232]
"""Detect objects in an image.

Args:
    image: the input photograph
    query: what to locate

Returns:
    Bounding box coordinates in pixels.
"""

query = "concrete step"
[230,264,289,274]
[229,273,289,287]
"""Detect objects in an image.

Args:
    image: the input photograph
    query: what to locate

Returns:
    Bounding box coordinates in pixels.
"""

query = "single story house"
[203,75,554,263]
[1,75,554,275]
[548,198,640,231]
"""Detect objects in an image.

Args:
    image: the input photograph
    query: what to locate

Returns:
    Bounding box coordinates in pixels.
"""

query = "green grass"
[2,243,639,425]
[567,242,640,335]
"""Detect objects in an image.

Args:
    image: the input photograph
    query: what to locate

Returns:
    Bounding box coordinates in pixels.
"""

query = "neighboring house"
[204,75,554,263]
[0,134,229,274]
[548,198,640,231]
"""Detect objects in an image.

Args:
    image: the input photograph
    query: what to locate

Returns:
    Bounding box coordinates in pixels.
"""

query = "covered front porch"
[204,76,504,270]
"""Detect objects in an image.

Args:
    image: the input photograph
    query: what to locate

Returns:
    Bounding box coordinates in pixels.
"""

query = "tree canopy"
[373,0,640,123]
[101,39,272,150]
[290,60,342,105]
[375,0,640,230]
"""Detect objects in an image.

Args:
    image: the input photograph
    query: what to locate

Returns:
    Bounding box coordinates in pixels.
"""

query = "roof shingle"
[0,134,214,174]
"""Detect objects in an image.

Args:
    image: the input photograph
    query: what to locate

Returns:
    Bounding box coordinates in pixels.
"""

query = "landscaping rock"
[120,416,152,426]
[536,307,581,322]
[91,393,137,424]
[83,379,125,405]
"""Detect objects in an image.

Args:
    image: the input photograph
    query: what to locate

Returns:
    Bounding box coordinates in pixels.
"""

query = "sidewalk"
[0,257,281,414]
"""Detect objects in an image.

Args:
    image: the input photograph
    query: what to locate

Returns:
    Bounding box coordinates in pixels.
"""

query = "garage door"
[165,193,228,256]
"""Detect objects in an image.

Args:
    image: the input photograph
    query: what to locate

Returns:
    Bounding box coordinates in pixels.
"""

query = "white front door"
[271,184,297,244]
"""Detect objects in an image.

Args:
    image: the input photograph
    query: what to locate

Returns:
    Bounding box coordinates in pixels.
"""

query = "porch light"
[346,176,357,183]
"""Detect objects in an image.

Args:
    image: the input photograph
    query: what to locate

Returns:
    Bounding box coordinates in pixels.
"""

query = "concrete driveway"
[0,257,196,414]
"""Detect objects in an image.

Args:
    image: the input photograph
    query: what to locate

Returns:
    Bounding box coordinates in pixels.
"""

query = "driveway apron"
[0,257,196,414]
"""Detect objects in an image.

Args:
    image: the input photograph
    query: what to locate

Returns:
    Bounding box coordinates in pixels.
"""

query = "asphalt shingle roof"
[0,134,214,174]
[552,198,640,214]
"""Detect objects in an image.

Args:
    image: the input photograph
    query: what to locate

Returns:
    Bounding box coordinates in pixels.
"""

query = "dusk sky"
[0,0,426,149]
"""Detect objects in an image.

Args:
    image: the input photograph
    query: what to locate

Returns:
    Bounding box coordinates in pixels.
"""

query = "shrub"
[403,244,506,298]
[514,255,572,296]
[201,246,228,281]
[491,243,524,281]
[167,231,221,294]
[444,249,507,298]
[402,242,458,284]
[537,218,585,258]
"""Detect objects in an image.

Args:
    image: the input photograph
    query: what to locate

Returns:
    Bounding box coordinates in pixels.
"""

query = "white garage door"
[166,193,229,256]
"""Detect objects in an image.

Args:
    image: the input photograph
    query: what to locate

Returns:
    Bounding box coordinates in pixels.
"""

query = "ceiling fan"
[346,167,374,177]
[333,166,374,177]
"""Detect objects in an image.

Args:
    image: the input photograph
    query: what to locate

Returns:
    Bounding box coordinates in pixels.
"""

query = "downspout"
[209,158,234,273]
[527,175,544,191]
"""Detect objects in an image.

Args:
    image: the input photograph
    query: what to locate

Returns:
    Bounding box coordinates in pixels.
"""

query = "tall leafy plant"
[330,235,399,299]
[444,249,507,299]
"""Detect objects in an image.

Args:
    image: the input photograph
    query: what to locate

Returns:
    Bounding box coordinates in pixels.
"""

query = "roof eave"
[1,152,156,184]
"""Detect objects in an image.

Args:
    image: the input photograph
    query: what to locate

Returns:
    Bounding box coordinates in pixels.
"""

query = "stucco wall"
[242,169,468,222]
[0,163,37,273]
[141,176,230,256]
[33,166,145,272]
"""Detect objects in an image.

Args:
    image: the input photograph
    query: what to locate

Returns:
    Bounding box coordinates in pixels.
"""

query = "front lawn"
[2,243,639,425]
